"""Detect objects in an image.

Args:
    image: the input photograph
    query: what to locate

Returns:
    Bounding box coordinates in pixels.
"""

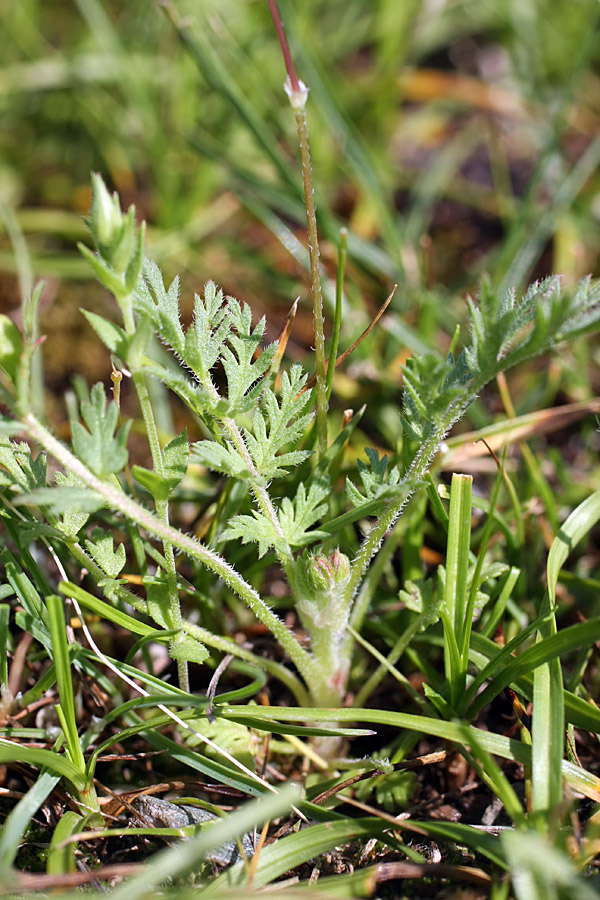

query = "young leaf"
[243,365,313,479]
[0,315,22,382]
[70,383,131,478]
[220,510,280,558]
[169,636,209,665]
[132,429,189,501]
[85,527,127,578]
[55,471,89,537]
[80,310,128,357]
[279,481,329,548]
[162,429,189,490]
[0,438,47,493]
[135,258,185,357]
[219,301,277,410]
[346,448,401,508]
[191,440,252,480]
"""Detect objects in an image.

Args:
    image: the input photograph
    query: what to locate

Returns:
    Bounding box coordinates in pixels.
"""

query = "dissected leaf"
[346,447,401,508]
[279,481,329,548]
[220,509,280,558]
[70,382,131,478]
[85,527,127,578]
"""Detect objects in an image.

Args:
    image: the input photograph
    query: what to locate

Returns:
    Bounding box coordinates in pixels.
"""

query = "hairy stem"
[283,78,328,457]
[347,398,471,633]
[25,413,317,691]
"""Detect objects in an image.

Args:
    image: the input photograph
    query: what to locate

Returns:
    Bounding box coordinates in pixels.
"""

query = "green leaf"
[244,365,313,479]
[399,578,442,628]
[80,309,128,356]
[346,447,401,508]
[163,428,189,490]
[47,810,82,875]
[169,636,209,665]
[202,818,395,893]
[502,830,600,900]
[54,471,90,537]
[70,382,131,478]
[78,242,127,298]
[139,359,210,414]
[220,302,276,410]
[0,769,60,868]
[0,437,47,492]
[132,464,170,501]
[0,314,22,381]
[191,440,251,480]
[144,576,172,629]
[547,487,600,602]
[0,740,87,793]
[184,717,255,770]
[108,784,300,900]
[221,509,280,558]
[13,486,104,515]
[85,527,127,578]
[278,481,329,548]
[135,258,185,356]
[125,219,146,292]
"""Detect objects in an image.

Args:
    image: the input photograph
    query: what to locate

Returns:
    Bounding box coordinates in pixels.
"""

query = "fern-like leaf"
[220,510,280,558]
[244,366,313,479]
[279,482,329,548]
[135,258,185,357]
[346,448,401,509]
[70,383,131,478]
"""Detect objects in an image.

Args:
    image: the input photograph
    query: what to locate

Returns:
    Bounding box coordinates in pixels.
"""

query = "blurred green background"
[1,0,599,411]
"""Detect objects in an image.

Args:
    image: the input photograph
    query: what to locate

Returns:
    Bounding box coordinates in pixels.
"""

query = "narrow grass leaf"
[547,488,600,601]
[0,740,87,792]
[0,769,59,868]
[60,581,158,636]
[46,594,86,773]
[47,810,83,875]
[443,473,472,705]
[199,817,395,894]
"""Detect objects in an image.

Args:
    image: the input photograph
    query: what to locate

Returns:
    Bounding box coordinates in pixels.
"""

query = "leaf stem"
[24,413,317,691]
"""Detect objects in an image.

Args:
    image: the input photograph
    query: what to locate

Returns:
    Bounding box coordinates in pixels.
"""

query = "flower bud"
[307,549,351,593]
[89,173,123,250]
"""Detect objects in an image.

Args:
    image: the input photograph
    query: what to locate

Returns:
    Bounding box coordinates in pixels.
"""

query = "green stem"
[286,78,328,457]
[326,227,346,400]
[345,397,471,623]
[25,413,317,692]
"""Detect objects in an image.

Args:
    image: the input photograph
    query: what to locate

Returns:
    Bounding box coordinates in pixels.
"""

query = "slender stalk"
[290,84,329,456]
[346,397,471,631]
[24,413,317,691]
[267,0,328,455]
[327,227,347,400]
